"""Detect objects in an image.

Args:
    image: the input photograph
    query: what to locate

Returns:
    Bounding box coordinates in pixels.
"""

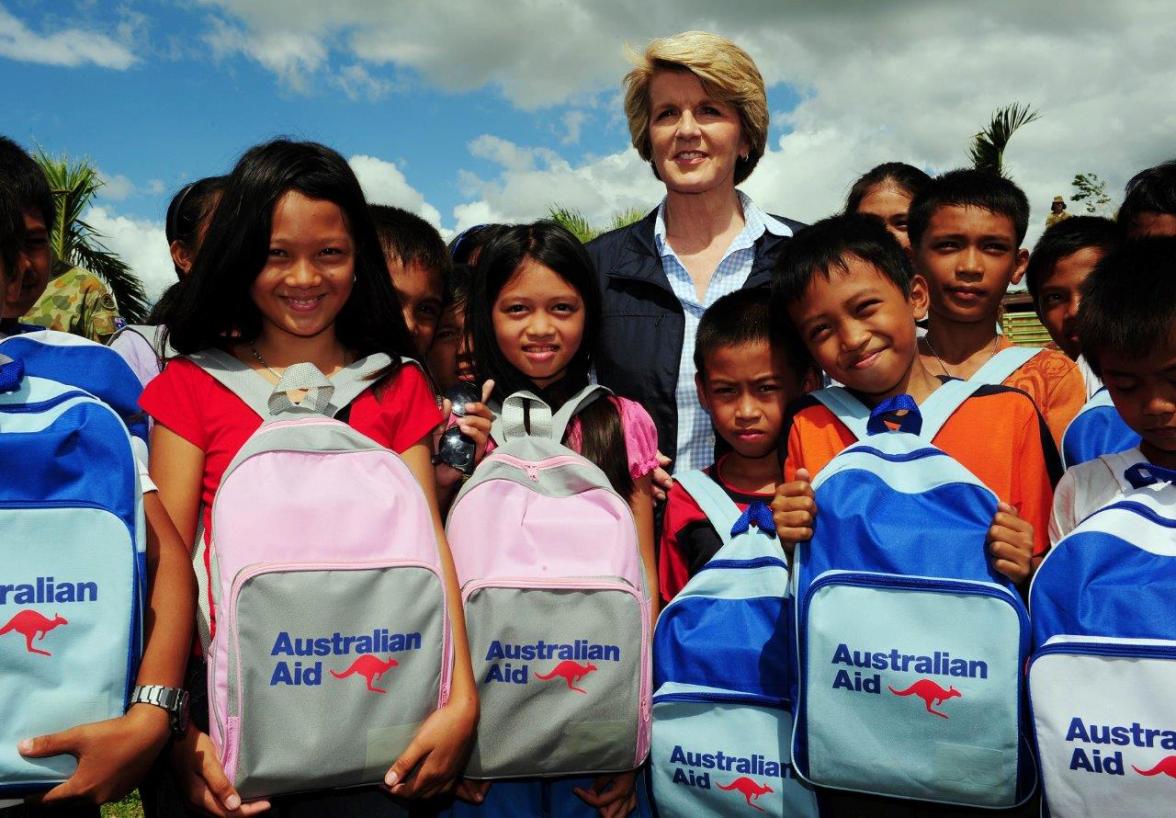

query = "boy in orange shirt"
[770,214,1059,578]
[909,169,1084,449]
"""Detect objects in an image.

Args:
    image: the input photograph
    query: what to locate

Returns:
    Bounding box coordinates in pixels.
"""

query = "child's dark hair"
[0,181,22,280]
[469,221,633,498]
[443,262,473,310]
[449,224,506,266]
[1078,237,1176,376]
[370,204,449,278]
[1118,160,1176,235]
[0,136,53,231]
[908,168,1030,248]
[845,162,931,214]
[1024,216,1119,304]
[694,288,777,377]
[165,139,415,367]
[165,176,227,263]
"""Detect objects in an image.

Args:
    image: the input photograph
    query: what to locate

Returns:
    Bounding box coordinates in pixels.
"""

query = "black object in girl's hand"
[437,382,481,475]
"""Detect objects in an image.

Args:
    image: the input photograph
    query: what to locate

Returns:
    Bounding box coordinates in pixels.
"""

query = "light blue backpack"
[1028,464,1176,818]
[790,381,1036,808]
[650,471,818,817]
[1060,387,1140,469]
[0,352,145,795]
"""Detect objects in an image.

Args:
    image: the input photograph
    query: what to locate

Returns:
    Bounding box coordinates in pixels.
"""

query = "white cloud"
[85,207,175,304]
[452,136,662,232]
[348,154,443,228]
[96,170,135,202]
[334,64,392,101]
[0,4,137,69]
[561,111,587,146]
[193,0,1175,246]
[202,15,325,91]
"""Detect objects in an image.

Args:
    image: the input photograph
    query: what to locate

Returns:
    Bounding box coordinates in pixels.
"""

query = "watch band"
[129,684,190,735]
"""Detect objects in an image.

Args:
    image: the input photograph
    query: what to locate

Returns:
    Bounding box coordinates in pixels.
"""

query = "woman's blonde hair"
[623,31,768,186]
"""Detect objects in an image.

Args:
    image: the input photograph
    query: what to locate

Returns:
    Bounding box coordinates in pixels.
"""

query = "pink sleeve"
[565,396,659,479]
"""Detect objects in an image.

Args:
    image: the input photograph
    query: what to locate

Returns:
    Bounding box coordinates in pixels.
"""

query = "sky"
[2,0,1174,303]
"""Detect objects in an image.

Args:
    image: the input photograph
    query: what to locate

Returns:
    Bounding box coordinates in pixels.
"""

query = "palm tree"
[34,152,149,322]
[968,103,1040,178]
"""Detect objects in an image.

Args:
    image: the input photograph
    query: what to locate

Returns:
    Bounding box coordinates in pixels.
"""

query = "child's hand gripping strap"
[968,345,1042,386]
[187,348,394,419]
[674,470,778,563]
[491,384,611,444]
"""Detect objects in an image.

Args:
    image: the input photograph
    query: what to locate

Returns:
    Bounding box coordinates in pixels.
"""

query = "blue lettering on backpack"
[267,629,422,687]
[482,639,621,688]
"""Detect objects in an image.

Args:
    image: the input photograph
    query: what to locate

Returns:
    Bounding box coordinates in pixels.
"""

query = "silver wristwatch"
[129,685,190,735]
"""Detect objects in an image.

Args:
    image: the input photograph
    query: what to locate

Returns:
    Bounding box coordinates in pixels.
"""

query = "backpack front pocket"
[461,578,649,778]
[795,571,1030,807]
[211,561,448,799]
[0,504,137,794]
[651,682,817,818]
[1029,637,1176,818]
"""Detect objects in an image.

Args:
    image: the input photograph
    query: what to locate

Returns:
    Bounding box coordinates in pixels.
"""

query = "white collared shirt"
[653,190,792,473]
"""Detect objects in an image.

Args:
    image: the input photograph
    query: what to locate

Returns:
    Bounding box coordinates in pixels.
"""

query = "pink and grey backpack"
[446,385,652,779]
[191,350,452,799]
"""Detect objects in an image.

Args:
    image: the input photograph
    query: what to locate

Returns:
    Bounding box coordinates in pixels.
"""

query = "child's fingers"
[197,749,251,814]
[796,467,812,482]
[385,737,427,794]
[17,729,79,760]
[601,793,638,818]
[480,378,495,405]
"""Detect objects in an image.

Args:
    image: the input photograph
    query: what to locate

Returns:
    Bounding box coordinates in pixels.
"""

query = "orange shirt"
[783,384,1061,557]
[996,337,1085,451]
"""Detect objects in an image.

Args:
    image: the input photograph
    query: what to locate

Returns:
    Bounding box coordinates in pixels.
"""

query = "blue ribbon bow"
[1125,462,1176,489]
[867,393,921,435]
[731,501,777,539]
[0,355,24,393]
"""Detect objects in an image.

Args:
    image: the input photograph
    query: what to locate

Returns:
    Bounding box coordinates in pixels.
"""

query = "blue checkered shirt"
[653,191,793,473]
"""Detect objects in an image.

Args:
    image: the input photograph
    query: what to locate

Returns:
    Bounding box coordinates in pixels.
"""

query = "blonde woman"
[588,30,803,477]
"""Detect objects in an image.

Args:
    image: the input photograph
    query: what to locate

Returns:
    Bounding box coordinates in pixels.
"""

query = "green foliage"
[1070,172,1113,215]
[34,152,149,323]
[609,207,646,231]
[547,205,599,243]
[968,103,1040,178]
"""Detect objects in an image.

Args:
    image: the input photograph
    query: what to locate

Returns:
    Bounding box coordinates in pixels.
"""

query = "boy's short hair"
[1024,215,1119,303]
[0,136,53,230]
[1078,237,1176,375]
[1,181,22,279]
[694,288,775,377]
[369,204,449,277]
[908,168,1030,248]
[1118,159,1176,233]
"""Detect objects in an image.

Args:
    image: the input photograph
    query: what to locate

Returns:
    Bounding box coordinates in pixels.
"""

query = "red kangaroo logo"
[534,660,597,694]
[888,679,962,719]
[0,611,68,656]
[330,655,398,694]
[718,777,774,812]
[1133,755,1176,778]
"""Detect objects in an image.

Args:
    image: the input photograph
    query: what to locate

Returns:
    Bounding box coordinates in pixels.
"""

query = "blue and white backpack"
[1028,464,1176,818]
[790,381,1036,808]
[650,471,819,818]
[0,330,148,442]
[967,344,1042,387]
[0,352,145,795]
[1060,387,1141,469]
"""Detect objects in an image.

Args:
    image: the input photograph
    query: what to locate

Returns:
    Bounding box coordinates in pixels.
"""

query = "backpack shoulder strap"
[188,349,394,420]
[969,345,1042,386]
[491,390,553,443]
[913,377,985,442]
[674,470,742,549]
[550,384,613,442]
[810,386,870,440]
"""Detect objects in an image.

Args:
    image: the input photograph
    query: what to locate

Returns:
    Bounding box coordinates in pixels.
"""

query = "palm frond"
[968,103,1040,177]
[547,205,599,244]
[33,151,150,322]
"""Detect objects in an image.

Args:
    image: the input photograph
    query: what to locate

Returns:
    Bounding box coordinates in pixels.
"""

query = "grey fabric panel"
[464,584,643,778]
[229,566,445,798]
[222,420,387,485]
[451,437,625,506]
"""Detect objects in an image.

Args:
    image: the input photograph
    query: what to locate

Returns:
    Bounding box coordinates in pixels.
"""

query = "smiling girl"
[141,139,477,818]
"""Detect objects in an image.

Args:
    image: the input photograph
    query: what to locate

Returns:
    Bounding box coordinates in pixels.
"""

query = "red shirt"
[141,357,441,550]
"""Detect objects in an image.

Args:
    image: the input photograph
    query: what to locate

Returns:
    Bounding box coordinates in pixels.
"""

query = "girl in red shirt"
[141,139,476,817]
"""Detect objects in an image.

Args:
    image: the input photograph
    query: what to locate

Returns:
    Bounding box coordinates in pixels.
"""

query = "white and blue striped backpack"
[790,380,1036,808]
[650,471,819,817]
[1028,463,1176,818]
[0,351,145,795]
[1060,386,1141,469]
[0,329,148,442]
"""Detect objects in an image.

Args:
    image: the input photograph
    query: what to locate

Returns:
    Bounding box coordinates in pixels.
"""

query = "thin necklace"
[248,343,282,380]
[924,333,999,379]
